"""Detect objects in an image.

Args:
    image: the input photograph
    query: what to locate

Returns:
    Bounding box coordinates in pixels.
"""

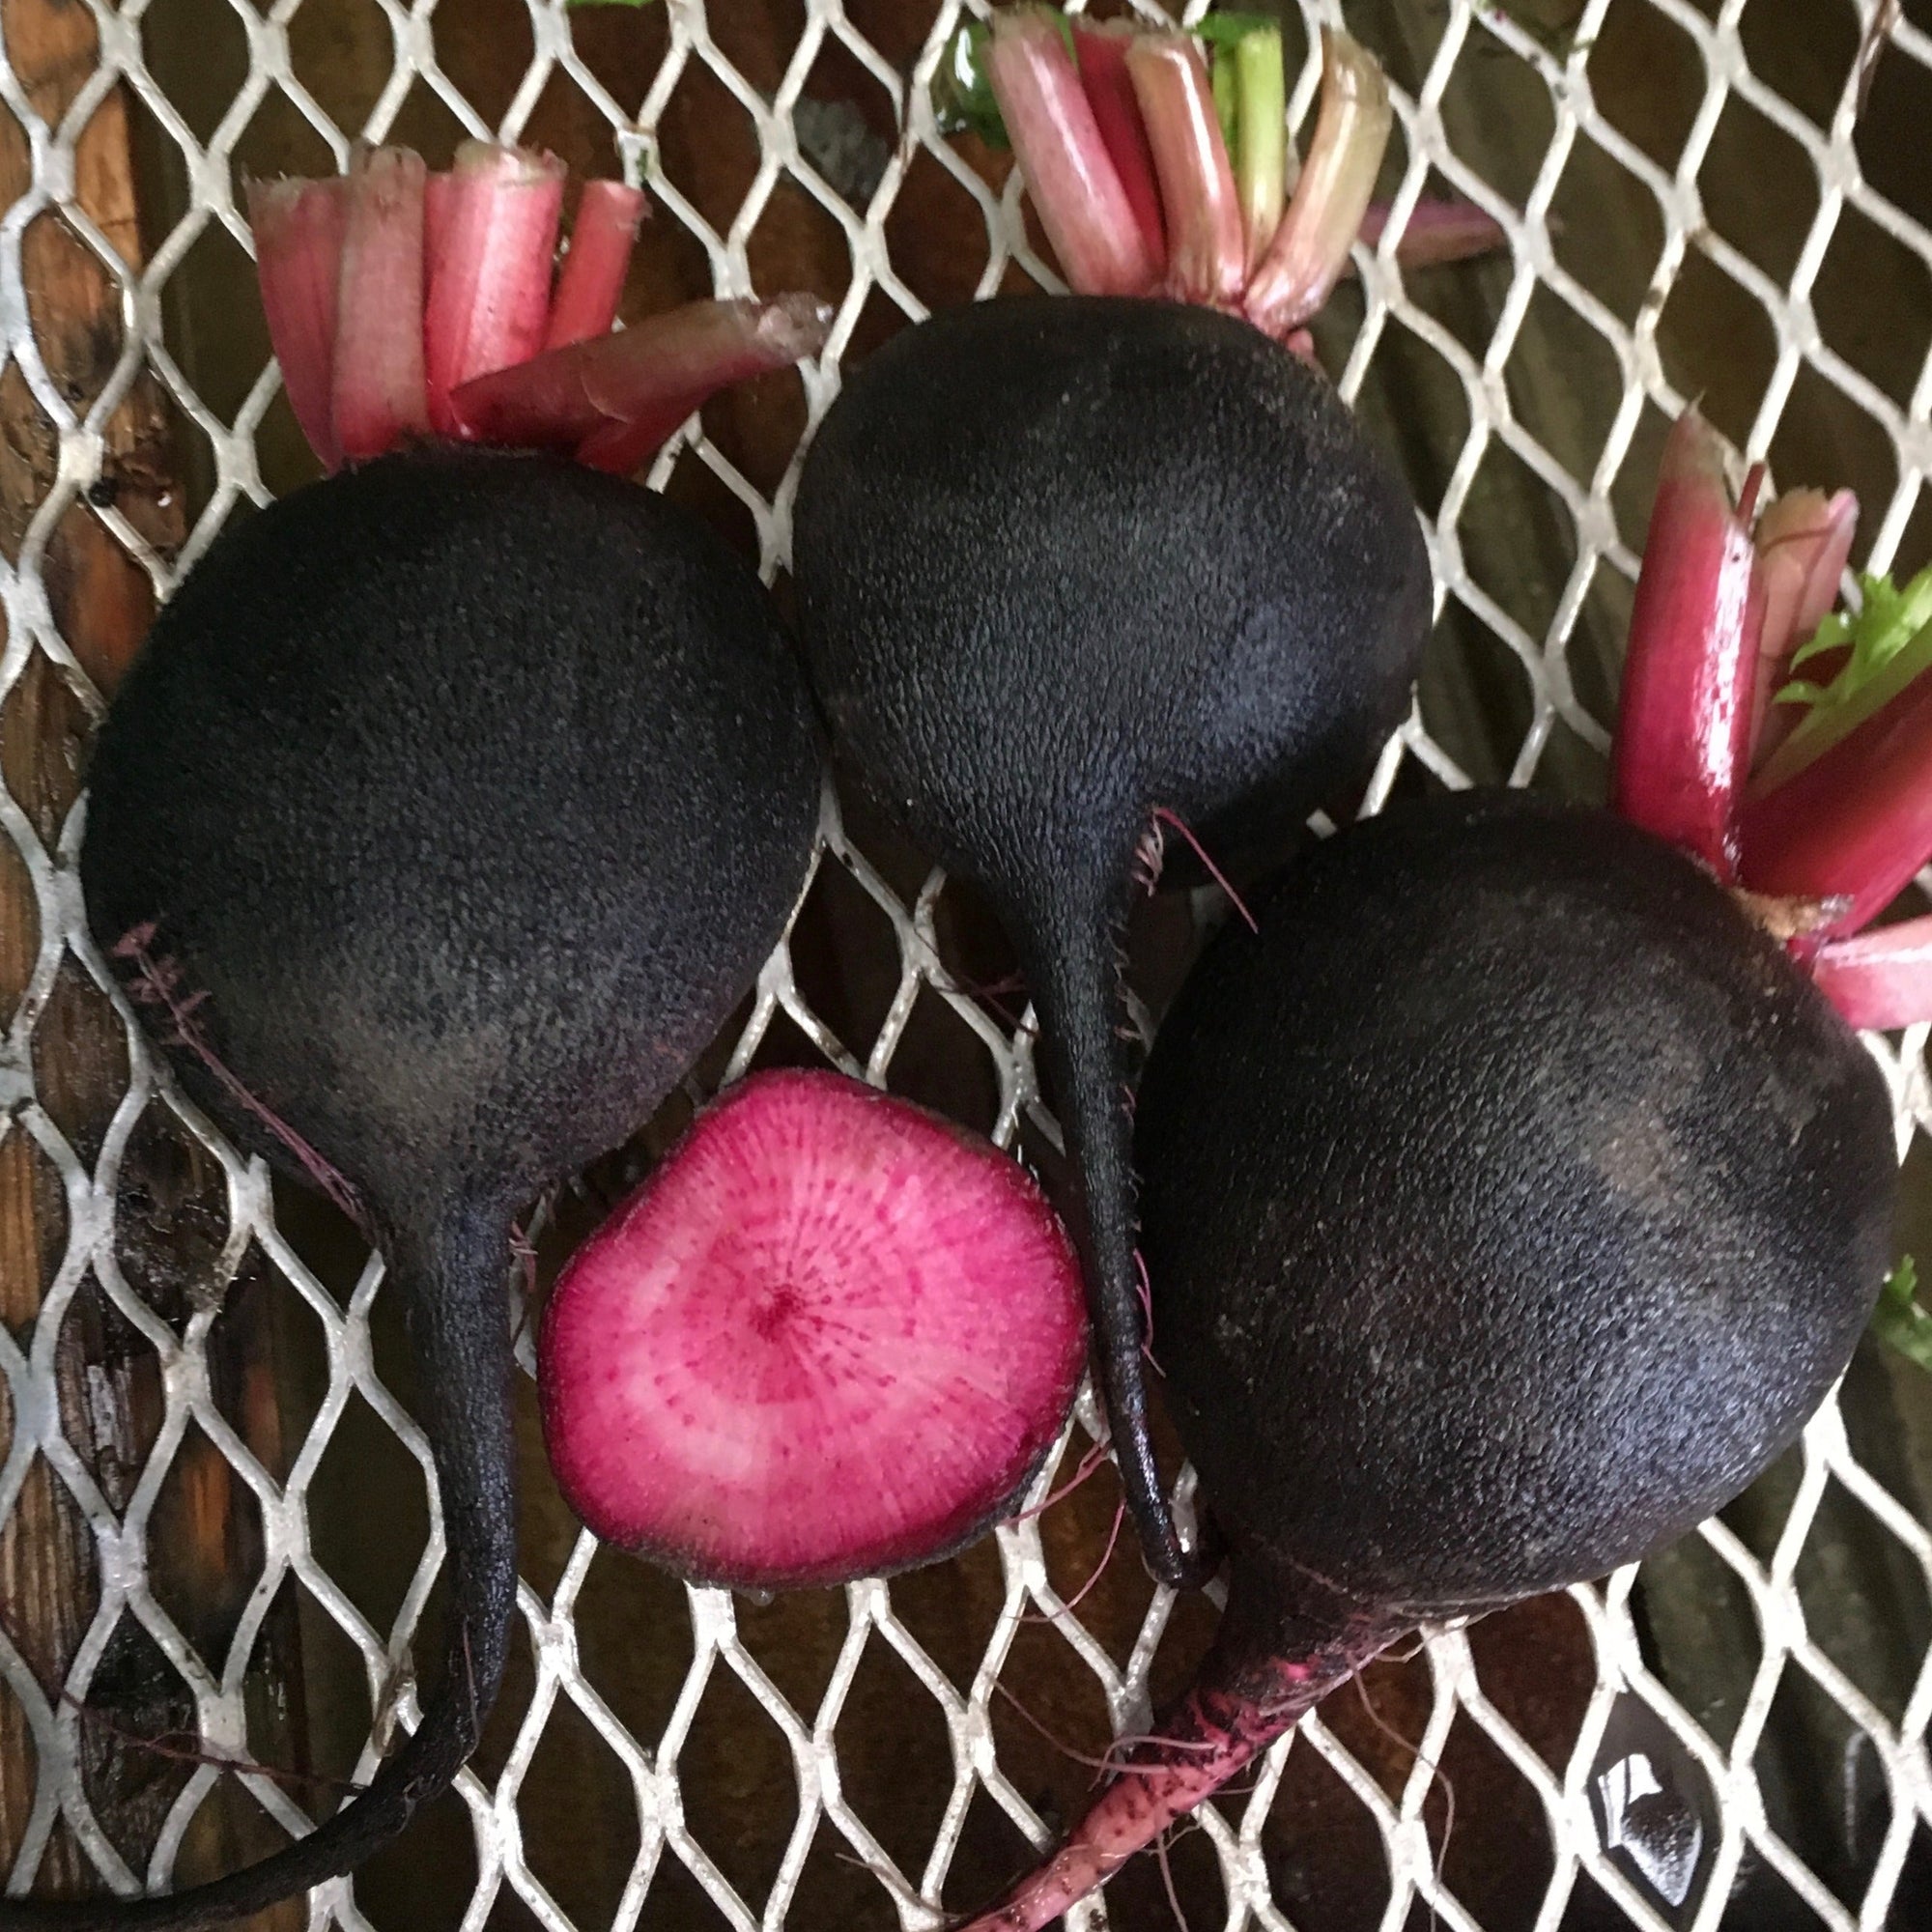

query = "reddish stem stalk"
[1358,196,1508,270]
[1740,667,1932,936]
[1125,34,1244,308]
[425,141,567,437]
[331,147,430,463]
[1608,409,1760,881]
[248,176,348,470]
[1244,30,1391,340]
[1070,22,1168,277]
[1812,918,1932,1031]
[957,1587,1399,1932]
[448,295,831,464]
[546,180,650,350]
[985,10,1158,298]
[1748,487,1860,769]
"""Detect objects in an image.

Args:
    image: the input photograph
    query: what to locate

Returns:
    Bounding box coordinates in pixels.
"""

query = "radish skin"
[960,1594,1398,1931]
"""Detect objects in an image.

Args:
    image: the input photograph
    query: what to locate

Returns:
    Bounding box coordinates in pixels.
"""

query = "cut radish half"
[537,1069,1089,1591]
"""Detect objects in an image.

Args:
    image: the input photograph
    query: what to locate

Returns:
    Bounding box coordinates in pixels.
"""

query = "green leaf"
[1872,1256,1932,1375]
[1195,12,1278,48]
[933,20,1011,150]
[1756,560,1932,791]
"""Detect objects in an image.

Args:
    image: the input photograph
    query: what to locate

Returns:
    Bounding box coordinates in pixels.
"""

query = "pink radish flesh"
[538,1069,1089,1589]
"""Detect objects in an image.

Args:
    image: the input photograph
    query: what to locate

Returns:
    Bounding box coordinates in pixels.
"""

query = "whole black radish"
[43,448,819,1930]
[953,786,1897,1931]
[791,294,1432,1584]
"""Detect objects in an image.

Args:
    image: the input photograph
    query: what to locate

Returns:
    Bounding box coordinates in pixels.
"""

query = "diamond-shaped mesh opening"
[7,0,1932,1922]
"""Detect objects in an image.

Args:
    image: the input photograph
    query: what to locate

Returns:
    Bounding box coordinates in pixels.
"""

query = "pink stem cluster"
[248,147,828,474]
[980,14,1498,344]
[1608,411,1932,1029]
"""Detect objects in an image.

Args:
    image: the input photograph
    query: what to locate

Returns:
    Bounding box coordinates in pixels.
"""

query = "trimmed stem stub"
[988,10,1159,298]
[1243,29,1392,339]
[249,145,824,476]
[1126,33,1245,307]
[450,295,833,469]
[332,148,430,462]
[1814,918,1932,1031]
[1609,408,1759,881]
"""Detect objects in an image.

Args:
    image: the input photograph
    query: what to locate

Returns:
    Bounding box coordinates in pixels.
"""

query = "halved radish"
[537,1069,1089,1590]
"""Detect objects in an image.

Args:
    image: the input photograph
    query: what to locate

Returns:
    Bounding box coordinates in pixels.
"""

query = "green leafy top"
[1872,1256,1932,1375]
[1756,560,1932,792]
[1778,564,1932,708]
[933,19,1010,150]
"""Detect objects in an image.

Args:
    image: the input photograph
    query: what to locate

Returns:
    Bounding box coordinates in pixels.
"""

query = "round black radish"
[59,448,819,1930]
[949,788,1898,1932]
[791,296,1432,1585]
[1139,787,1896,1617]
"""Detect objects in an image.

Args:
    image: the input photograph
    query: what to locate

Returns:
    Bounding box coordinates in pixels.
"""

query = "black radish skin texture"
[791,296,1431,1584]
[953,788,1897,1932]
[1138,789,1895,1619]
[50,448,819,1931]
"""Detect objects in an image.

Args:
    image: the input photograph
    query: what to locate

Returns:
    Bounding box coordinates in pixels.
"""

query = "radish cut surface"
[538,1069,1089,1590]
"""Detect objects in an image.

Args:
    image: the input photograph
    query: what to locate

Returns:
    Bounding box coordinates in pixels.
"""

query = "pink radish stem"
[1741,668,1932,936]
[1609,409,1760,880]
[1070,22,1168,275]
[425,141,567,436]
[331,148,430,463]
[1813,917,1932,1030]
[1125,33,1245,309]
[546,180,650,350]
[986,10,1158,298]
[958,1582,1401,1931]
[248,176,349,470]
[447,294,830,463]
[1749,488,1860,768]
[1358,196,1508,270]
[538,1069,1088,1590]
[1244,30,1392,340]
[425,170,456,280]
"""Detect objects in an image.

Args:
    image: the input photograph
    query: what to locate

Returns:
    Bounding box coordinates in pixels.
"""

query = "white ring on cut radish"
[538,1069,1089,1590]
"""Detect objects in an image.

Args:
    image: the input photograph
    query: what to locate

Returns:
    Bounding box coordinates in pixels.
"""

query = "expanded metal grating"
[3,0,1932,1927]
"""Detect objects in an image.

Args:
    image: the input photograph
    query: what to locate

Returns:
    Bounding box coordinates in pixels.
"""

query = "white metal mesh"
[3,0,1931,1927]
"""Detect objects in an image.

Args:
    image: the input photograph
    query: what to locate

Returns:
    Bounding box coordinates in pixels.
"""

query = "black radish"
[791,294,1431,1582]
[955,788,1895,1929]
[48,447,820,1930]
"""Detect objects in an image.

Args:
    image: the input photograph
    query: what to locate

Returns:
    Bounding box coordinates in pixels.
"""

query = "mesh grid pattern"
[2,0,1930,1926]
